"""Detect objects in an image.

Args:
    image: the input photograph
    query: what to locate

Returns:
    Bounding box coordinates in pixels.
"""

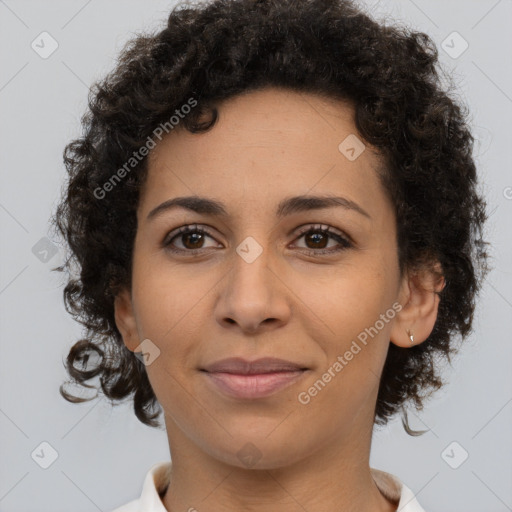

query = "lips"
[202,357,307,374]
[201,357,308,400]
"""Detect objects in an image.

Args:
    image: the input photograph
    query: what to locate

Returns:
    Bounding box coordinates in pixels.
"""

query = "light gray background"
[0,0,511,511]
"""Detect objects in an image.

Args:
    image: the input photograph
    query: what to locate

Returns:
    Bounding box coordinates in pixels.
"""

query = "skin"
[114,87,445,512]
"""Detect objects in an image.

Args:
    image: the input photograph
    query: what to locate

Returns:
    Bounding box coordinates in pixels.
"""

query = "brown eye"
[180,231,206,249]
[162,223,352,257]
[163,225,219,252]
[304,231,329,249]
[292,224,352,256]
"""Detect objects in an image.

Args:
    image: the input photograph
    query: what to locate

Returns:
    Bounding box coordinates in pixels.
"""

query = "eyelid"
[162,224,218,246]
[293,223,354,244]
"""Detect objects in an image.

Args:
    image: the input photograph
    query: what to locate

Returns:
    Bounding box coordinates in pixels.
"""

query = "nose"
[214,245,291,335]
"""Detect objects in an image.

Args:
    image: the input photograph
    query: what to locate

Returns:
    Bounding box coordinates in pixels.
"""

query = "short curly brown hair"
[51,0,490,432]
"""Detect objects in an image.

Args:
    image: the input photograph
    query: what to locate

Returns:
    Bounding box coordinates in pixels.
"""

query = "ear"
[390,262,446,347]
[114,288,139,352]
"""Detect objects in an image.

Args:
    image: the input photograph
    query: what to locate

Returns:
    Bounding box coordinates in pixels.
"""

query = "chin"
[202,429,310,470]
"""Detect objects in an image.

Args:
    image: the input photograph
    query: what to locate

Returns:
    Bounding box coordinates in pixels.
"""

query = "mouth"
[200,357,309,400]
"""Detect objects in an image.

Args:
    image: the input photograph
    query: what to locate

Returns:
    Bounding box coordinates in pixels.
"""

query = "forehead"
[140,87,388,220]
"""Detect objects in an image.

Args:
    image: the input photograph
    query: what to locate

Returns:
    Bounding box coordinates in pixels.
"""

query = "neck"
[161,416,397,512]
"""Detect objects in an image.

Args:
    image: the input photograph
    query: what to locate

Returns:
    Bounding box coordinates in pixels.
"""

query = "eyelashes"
[162,223,353,257]
[292,224,353,255]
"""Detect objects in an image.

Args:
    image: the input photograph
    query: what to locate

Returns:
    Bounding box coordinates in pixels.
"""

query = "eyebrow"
[146,194,371,222]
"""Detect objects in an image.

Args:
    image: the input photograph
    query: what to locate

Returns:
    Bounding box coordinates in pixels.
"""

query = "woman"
[51,0,489,510]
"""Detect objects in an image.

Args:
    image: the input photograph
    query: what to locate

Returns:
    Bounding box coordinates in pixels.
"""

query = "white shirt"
[109,461,427,512]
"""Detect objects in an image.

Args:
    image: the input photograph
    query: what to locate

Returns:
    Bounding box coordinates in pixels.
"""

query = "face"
[115,87,413,469]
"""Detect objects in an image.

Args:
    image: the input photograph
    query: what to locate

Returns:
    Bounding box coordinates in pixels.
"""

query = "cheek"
[294,261,395,343]
[295,276,395,426]
[132,275,201,420]
[294,265,397,415]
[128,279,201,405]
[132,248,209,340]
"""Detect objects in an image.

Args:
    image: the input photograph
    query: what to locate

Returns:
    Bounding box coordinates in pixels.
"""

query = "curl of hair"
[51,0,490,433]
